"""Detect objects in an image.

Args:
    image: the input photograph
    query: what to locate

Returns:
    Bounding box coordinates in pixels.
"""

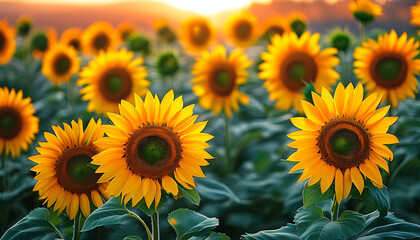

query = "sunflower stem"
[331,195,339,221]
[360,23,366,41]
[128,209,153,240]
[152,211,160,240]
[224,114,232,173]
[73,212,84,240]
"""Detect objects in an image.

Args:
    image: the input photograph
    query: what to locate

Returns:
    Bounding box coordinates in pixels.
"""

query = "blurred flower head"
[81,21,119,55]
[117,21,136,41]
[259,15,290,43]
[179,17,215,55]
[42,43,81,84]
[348,0,382,25]
[225,12,258,48]
[288,12,307,37]
[0,20,16,65]
[156,52,180,77]
[60,28,83,52]
[16,15,32,37]
[127,33,150,56]
[31,28,57,59]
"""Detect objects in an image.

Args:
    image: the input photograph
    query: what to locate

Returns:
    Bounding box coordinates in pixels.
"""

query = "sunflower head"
[156,52,179,77]
[191,45,251,117]
[16,15,32,37]
[60,28,83,52]
[81,21,119,55]
[127,34,150,56]
[329,28,353,52]
[0,20,16,65]
[42,43,81,84]
[31,28,57,59]
[225,12,258,48]
[348,0,382,25]
[92,90,213,208]
[0,87,39,158]
[259,16,290,43]
[30,119,110,220]
[288,12,307,37]
[288,83,398,204]
[153,18,176,43]
[353,30,420,108]
[78,48,150,115]
[259,31,339,112]
[117,22,136,41]
[179,17,215,55]
[411,1,420,28]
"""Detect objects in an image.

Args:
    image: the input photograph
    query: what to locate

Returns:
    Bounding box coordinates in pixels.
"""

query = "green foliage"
[241,224,299,240]
[302,182,335,208]
[351,182,390,217]
[177,185,201,206]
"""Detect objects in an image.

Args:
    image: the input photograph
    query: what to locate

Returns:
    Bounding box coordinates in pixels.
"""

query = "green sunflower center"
[158,26,176,43]
[106,75,123,94]
[288,62,307,82]
[53,54,71,75]
[157,53,179,76]
[330,129,361,158]
[353,11,375,25]
[0,31,5,51]
[99,68,133,103]
[235,21,252,39]
[281,52,317,92]
[67,154,97,185]
[375,57,402,82]
[69,39,80,51]
[128,34,150,55]
[0,107,22,140]
[31,32,48,52]
[291,19,306,37]
[137,136,171,165]
[215,70,230,88]
[93,33,109,51]
[191,23,210,45]
[370,54,408,89]
[17,21,31,37]
[209,67,236,96]
[331,33,350,52]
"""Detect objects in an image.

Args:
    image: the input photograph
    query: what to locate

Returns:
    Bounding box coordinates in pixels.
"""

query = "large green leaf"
[351,182,390,217]
[123,236,143,240]
[294,205,325,235]
[196,177,240,203]
[177,186,201,206]
[241,224,299,240]
[1,208,63,240]
[302,182,334,208]
[190,232,230,240]
[168,208,219,240]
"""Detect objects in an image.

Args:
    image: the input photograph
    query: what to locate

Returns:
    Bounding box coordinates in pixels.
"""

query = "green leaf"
[168,208,219,240]
[196,177,240,203]
[123,236,143,240]
[177,186,201,206]
[351,182,390,217]
[82,197,131,232]
[241,224,299,240]
[1,208,63,240]
[335,211,365,238]
[302,182,334,208]
[294,205,325,235]
[252,151,271,173]
[190,232,230,240]
[136,194,168,216]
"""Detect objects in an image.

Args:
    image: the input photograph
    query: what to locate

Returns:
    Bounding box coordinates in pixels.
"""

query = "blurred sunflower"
[156,52,179,77]
[0,87,39,158]
[117,22,136,41]
[30,119,110,220]
[225,12,258,48]
[259,31,339,112]
[0,20,16,65]
[93,90,213,208]
[288,83,398,203]
[31,28,57,59]
[77,48,150,115]
[259,16,290,43]
[191,45,251,117]
[411,1,420,29]
[81,21,119,55]
[179,17,215,55]
[354,30,420,108]
[348,0,382,25]
[288,12,307,37]
[60,28,83,52]
[328,28,353,53]
[16,15,32,37]
[127,33,150,56]
[153,18,176,43]
[42,43,81,84]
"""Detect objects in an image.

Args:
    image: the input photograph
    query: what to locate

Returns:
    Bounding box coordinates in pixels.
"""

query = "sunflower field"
[1,0,420,239]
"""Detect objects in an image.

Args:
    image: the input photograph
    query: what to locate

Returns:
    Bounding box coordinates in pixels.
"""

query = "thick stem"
[360,23,366,42]
[152,211,160,240]
[224,115,232,173]
[331,195,339,221]
[73,213,84,240]
[128,210,153,240]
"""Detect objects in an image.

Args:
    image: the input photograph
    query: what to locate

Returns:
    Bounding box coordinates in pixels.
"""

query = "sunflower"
[153,18,176,43]
[42,43,81,84]
[259,16,290,42]
[329,28,353,53]
[156,52,179,77]
[259,31,340,112]
[0,20,16,65]
[30,119,110,220]
[179,17,215,55]
[191,45,251,117]
[16,15,32,37]
[288,83,398,203]
[92,90,213,208]
[288,12,307,37]
[81,21,119,55]
[0,87,39,158]
[353,30,420,108]
[348,0,382,25]
[411,1,420,28]
[225,12,258,48]
[31,28,57,59]
[60,28,83,52]
[77,48,150,115]
[117,22,136,41]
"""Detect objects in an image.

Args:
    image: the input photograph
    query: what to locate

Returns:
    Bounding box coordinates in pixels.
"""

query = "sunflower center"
[53,54,71,75]
[157,53,179,76]
[370,53,408,89]
[0,31,5,51]
[56,146,100,193]
[125,125,182,179]
[281,52,317,91]
[234,21,252,39]
[267,26,284,38]
[0,107,23,140]
[93,33,110,51]
[331,34,350,52]
[317,118,370,171]
[209,66,236,96]
[69,39,80,51]
[353,11,375,25]
[99,68,133,102]
[31,33,48,52]
[190,23,210,45]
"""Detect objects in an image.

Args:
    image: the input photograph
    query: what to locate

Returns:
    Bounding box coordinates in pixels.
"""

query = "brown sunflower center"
[234,21,252,39]
[69,39,80,51]
[370,53,408,89]
[53,54,72,75]
[55,146,100,194]
[190,23,210,45]
[0,107,23,140]
[209,65,236,96]
[0,31,5,51]
[317,118,370,171]
[281,52,317,91]
[98,68,133,102]
[125,125,182,179]
[266,26,284,37]
[93,33,110,51]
